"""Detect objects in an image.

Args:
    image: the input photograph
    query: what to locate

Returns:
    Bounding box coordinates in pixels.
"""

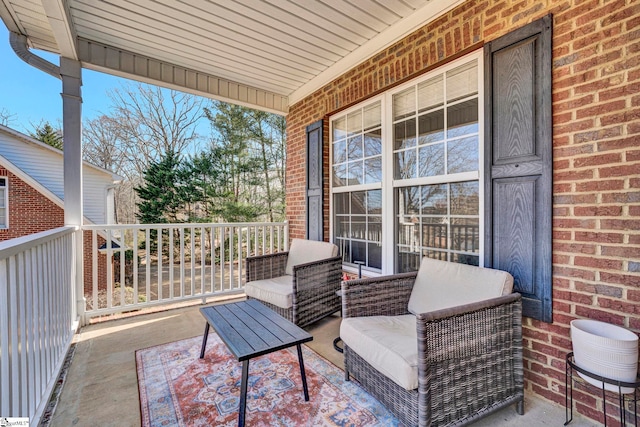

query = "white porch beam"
[77,38,289,115]
[41,0,78,59]
[60,57,84,319]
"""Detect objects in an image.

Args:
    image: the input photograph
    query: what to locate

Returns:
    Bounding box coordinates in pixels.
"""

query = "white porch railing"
[0,226,78,424]
[82,221,288,320]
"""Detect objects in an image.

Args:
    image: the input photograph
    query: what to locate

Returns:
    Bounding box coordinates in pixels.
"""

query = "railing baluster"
[106,229,113,309]
[180,227,185,298]
[133,230,139,307]
[119,227,125,307]
[200,226,205,296]
[92,231,98,310]
[145,228,151,302]
[190,226,195,296]
[158,226,163,301]
[220,226,225,292]
[229,226,235,289]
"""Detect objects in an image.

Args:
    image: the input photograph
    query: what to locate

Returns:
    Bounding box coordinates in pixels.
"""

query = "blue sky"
[0,27,147,134]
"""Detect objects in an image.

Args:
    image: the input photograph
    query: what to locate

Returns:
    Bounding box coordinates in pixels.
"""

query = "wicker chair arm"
[245,251,289,282]
[342,272,417,318]
[416,293,523,363]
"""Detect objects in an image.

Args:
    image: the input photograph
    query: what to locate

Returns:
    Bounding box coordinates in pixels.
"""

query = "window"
[0,177,7,228]
[332,101,383,270]
[330,52,482,274]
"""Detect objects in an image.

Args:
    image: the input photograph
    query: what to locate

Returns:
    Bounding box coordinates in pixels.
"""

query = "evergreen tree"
[135,150,183,224]
[31,122,63,150]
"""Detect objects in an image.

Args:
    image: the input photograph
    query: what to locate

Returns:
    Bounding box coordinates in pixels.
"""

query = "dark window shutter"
[306,120,324,241]
[484,15,553,322]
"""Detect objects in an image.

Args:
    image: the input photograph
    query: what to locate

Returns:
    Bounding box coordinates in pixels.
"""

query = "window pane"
[394,149,416,180]
[333,164,347,186]
[399,187,420,217]
[447,99,478,138]
[333,140,346,163]
[418,110,444,144]
[347,160,363,185]
[452,253,479,266]
[334,193,349,214]
[394,118,416,150]
[398,250,421,273]
[418,143,445,177]
[367,190,382,214]
[334,216,348,238]
[368,217,382,241]
[351,191,366,214]
[393,87,415,120]
[347,135,363,161]
[333,117,346,141]
[351,216,366,239]
[422,218,447,249]
[418,75,444,112]
[0,208,5,227]
[450,181,479,215]
[347,110,362,136]
[421,184,447,215]
[451,218,480,253]
[447,136,478,174]
[364,129,382,156]
[364,157,382,184]
[446,60,478,102]
[367,243,382,269]
[364,102,381,130]
[0,189,4,208]
[398,222,417,246]
[423,249,448,261]
[352,241,367,264]
[338,239,351,263]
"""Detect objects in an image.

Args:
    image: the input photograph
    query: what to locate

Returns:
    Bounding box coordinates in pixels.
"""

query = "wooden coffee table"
[199,299,313,427]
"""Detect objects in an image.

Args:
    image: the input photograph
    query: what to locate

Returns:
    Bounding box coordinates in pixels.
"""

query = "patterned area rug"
[136,334,399,426]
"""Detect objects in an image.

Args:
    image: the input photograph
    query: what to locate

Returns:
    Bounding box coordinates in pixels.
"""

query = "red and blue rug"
[136,334,399,426]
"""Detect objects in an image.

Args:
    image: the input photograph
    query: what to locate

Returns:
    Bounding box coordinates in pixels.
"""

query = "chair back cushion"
[407,257,514,315]
[284,238,339,275]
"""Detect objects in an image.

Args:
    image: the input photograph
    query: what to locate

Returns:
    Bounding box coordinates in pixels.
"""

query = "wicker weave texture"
[341,272,416,318]
[245,252,342,328]
[345,344,419,426]
[342,272,524,427]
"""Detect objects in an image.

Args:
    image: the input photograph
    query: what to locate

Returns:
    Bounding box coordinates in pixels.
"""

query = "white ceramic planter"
[570,319,639,393]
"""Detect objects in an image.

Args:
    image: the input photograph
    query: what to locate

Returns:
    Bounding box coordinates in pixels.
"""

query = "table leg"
[296,344,309,401]
[239,360,249,427]
[200,323,210,359]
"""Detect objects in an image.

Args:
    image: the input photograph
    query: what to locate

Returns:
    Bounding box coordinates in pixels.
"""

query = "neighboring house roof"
[0,124,122,225]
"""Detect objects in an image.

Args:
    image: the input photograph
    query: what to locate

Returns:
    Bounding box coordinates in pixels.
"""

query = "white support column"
[60,57,84,323]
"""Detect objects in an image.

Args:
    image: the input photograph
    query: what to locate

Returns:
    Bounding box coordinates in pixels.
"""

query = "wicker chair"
[341,258,524,426]
[245,238,342,328]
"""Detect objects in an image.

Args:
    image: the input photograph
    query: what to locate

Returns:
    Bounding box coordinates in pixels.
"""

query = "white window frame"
[0,176,8,229]
[330,50,484,275]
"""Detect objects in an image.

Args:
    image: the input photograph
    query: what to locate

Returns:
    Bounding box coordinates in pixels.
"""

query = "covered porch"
[48,303,590,427]
[1,0,639,426]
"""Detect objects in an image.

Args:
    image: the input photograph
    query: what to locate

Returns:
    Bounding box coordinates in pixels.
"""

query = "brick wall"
[0,166,109,295]
[0,167,65,238]
[286,0,640,424]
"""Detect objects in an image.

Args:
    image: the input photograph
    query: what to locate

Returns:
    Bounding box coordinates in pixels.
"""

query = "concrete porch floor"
[49,299,598,427]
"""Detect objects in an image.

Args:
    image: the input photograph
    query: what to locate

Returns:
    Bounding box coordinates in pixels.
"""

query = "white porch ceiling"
[1,0,462,114]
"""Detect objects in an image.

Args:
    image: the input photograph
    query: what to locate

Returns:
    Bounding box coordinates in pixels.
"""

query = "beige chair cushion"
[244,275,293,309]
[408,257,514,315]
[340,315,418,390]
[284,238,339,275]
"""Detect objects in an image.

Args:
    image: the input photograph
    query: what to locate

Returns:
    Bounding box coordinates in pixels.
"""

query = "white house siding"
[0,127,118,224]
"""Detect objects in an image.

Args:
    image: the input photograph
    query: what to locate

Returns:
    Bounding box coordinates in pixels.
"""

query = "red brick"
[573,205,622,217]
[574,256,623,271]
